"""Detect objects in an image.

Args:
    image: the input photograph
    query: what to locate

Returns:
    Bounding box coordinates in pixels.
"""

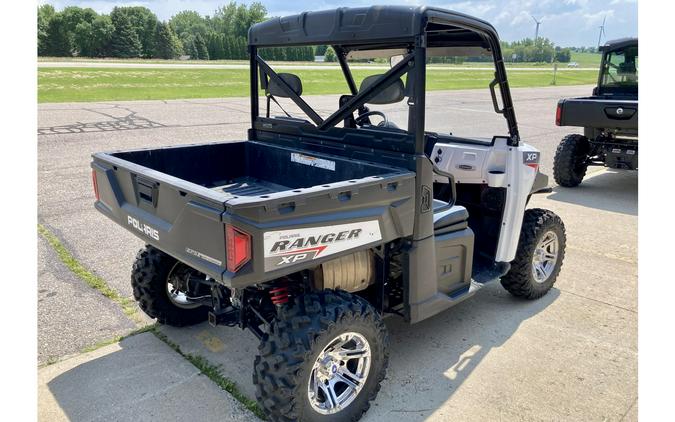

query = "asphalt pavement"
[37,85,637,421]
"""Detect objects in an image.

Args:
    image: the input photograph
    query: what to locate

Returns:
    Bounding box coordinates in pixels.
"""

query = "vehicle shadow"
[153,282,559,422]
[546,169,637,216]
[363,283,560,421]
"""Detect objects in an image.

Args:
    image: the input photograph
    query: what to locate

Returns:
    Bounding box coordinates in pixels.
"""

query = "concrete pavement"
[38,234,135,364]
[38,332,259,421]
[38,85,636,421]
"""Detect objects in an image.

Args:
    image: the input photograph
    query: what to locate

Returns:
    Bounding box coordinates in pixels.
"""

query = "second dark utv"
[553,37,638,187]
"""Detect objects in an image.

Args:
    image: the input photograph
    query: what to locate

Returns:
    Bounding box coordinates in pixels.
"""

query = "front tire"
[253,290,388,422]
[553,134,590,187]
[131,245,208,326]
[501,209,566,299]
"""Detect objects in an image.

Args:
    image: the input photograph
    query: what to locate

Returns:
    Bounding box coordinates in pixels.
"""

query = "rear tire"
[253,290,388,422]
[553,134,590,187]
[501,209,566,299]
[131,245,208,327]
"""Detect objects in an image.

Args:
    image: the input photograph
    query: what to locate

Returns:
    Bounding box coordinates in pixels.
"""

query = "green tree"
[194,33,209,60]
[179,33,198,59]
[153,21,182,59]
[110,12,142,58]
[45,13,73,56]
[38,4,56,56]
[324,47,337,62]
[74,15,114,57]
[212,2,266,37]
[110,7,158,57]
[170,10,208,37]
[555,47,571,63]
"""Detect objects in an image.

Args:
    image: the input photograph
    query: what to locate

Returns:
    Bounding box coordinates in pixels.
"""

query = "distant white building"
[314,55,325,62]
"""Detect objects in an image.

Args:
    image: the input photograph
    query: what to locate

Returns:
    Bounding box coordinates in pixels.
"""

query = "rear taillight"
[555,102,562,126]
[226,224,251,272]
[92,169,100,201]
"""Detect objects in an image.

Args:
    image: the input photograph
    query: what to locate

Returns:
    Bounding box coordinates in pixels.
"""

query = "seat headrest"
[359,74,405,104]
[267,73,303,97]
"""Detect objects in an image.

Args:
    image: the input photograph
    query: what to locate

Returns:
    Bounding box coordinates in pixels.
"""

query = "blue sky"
[38,0,638,47]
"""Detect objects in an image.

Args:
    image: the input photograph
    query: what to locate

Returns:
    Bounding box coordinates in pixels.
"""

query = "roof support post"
[249,46,259,130]
[410,38,426,155]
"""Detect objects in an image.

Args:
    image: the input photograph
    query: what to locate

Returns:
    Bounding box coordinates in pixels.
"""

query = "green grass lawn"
[38,67,597,103]
[570,51,602,67]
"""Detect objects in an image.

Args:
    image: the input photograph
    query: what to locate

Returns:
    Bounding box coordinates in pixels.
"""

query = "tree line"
[38,2,581,63]
[425,38,573,64]
[37,2,313,61]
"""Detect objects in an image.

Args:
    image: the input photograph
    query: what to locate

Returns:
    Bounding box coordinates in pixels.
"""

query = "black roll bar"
[256,56,324,126]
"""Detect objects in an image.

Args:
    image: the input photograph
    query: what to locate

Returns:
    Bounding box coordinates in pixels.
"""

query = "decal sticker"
[186,247,222,266]
[523,151,540,170]
[127,215,159,240]
[263,221,381,271]
[522,151,540,164]
[291,153,336,171]
[421,186,432,213]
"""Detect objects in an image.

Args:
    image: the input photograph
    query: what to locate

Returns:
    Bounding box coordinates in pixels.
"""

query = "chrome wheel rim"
[308,332,372,415]
[532,231,559,283]
[166,262,202,309]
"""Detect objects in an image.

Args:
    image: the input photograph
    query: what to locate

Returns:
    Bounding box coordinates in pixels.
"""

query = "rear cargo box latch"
[135,176,159,207]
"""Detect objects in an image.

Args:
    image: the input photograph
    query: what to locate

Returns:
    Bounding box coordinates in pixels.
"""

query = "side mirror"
[389,54,404,68]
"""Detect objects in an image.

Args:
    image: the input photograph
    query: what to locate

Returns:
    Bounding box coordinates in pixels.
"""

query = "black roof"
[600,37,638,52]
[248,6,500,50]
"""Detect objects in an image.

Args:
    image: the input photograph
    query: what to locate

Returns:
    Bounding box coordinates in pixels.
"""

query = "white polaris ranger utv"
[91,6,565,422]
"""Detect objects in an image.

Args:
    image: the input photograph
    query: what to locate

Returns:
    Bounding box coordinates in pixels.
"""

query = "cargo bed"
[92,140,416,287]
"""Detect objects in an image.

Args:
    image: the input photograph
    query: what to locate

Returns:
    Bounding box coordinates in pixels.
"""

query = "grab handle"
[489,78,505,115]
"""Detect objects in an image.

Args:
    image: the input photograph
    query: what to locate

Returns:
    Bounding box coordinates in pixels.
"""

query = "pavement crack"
[619,396,638,421]
[558,288,637,314]
[566,245,636,265]
[37,223,142,324]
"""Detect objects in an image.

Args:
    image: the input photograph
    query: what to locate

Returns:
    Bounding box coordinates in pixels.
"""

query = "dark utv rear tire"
[253,290,389,422]
[553,134,590,187]
[501,209,566,299]
[131,245,208,327]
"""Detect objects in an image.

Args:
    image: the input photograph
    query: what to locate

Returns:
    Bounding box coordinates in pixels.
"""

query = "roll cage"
[247,6,520,154]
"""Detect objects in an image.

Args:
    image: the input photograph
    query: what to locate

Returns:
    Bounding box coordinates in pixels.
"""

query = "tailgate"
[92,152,228,280]
[558,98,638,130]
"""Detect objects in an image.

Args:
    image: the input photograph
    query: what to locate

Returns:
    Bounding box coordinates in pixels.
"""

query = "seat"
[433,199,452,212]
[433,200,469,231]
[264,73,303,118]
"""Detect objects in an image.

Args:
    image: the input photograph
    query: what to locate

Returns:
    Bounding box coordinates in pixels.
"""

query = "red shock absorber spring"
[269,286,289,306]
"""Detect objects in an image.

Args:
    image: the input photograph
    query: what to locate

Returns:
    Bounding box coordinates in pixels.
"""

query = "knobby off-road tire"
[253,290,389,422]
[553,134,590,187]
[501,209,566,299]
[131,245,208,326]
